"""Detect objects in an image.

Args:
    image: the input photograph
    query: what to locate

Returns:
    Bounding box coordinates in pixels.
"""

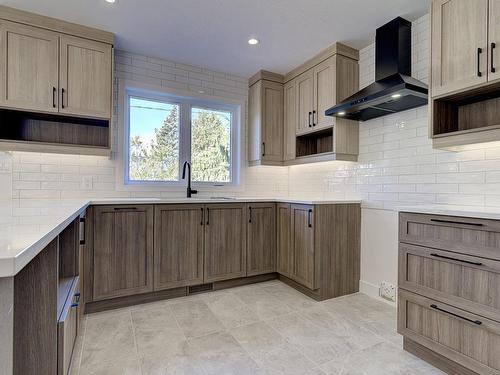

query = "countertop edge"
[396,205,500,221]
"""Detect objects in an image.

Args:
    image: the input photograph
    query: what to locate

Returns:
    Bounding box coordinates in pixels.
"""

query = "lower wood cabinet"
[291,204,316,290]
[58,277,80,375]
[247,203,276,276]
[154,204,204,290]
[277,203,293,278]
[92,205,154,301]
[204,203,247,282]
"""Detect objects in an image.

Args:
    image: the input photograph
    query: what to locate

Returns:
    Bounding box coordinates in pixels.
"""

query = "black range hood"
[325,17,428,121]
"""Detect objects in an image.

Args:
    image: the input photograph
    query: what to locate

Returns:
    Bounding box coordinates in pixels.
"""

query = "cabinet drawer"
[399,212,500,260]
[399,243,500,322]
[58,278,80,375]
[398,290,500,375]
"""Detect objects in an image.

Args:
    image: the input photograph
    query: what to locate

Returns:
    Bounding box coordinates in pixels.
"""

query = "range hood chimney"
[325,17,428,121]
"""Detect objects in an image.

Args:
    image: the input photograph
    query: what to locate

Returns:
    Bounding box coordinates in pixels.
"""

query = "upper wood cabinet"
[283,80,297,161]
[59,36,112,119]
[204,204,247,282]
[0,21,59,113]
[248,72,284,166]
[246,203,276,276]
[0,7,113,120]
[92,205,154,301]
[296,69,315,134]
[154,205,204,290]
[489,0,500,83]
[431,0,490,97]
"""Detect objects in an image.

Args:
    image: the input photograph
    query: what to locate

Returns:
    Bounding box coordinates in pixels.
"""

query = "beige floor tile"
[169,299,224,338]
[260,282,319,310]
[79,355,142,375]
[251,341,317,375]
[231,284,294,320]
[230,321,286,355]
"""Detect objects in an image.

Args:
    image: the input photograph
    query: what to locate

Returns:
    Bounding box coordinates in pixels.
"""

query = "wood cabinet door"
[59,35,112,119]
[247,203,276,276]
[248,81,262,163]
[0,21,59,113]
[296,69,314,134]
[154,205,204,290]
[283,80,297,161]
[93,205,154,300]
[204,204,246,282]
[291,204,316,289]
[489,0,500,83]
[261,80,283,162]
[276,203,293,278]
[313,56,335,130]
[431,0,488,97]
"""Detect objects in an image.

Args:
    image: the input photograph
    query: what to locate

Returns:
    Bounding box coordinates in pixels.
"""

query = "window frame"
[118,81,242,191]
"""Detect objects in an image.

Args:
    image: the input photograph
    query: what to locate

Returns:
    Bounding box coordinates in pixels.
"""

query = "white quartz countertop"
[397,204,500,221]
[0,197,361,277]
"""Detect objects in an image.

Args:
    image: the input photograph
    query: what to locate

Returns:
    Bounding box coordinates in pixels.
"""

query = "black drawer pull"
[430,253,483,266]
[71,303,79,308]
[312,110,316,126]
[114,207,137,211]
[262,142,266,157]
[249,206,252,223]
[477,47,483,77]
[308,111,312,127]
[52,86,57,108]
[61,88,66,108]
[430,304,482,325]
[430,218,483,227]
[308,209,312,228]
[492,43,496,73]
[206,207,210,225]
[200,207,204,226]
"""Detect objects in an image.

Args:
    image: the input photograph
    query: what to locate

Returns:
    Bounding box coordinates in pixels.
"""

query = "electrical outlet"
[380,281,396,302]
[80,175,93,190]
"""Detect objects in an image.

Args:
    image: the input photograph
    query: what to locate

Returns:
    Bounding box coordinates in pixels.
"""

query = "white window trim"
[116,79,244,192]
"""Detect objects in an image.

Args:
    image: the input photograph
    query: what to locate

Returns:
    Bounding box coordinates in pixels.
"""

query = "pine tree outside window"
[122,86,240,188]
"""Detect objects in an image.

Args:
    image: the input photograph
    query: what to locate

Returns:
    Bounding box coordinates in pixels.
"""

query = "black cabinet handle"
[71,303,79,308]
[249,207,252,223]
[308,112,312,127]
[430,253,483,266]
[262,142,265,157]
[308,209,312,228]
[79,217,86,245]
[200,207,204,226]
[114,207,137,211]
[61,88,66,108]
[52,87,57,108]
[492,43,496,73]
[206,208,210,225]
[477,48,483,77]
[430,218,483,227]
[430,304,482,325]
[312,110,316,126]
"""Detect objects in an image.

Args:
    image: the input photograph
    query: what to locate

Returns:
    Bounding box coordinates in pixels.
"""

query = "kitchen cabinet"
[92,205,154,301]
[283,79,297,161]
[291,204,316,289]
[276,203,293,278]
[154,205,204,290]
[296,69,315,134]
[246,203,276,276]
[57,278,80,375]
[248,72,284,166]
[431,0,489,97]
[59,35,112,119]
[489,0,500,83]
[204,203,247,282]
[0,20,59,113]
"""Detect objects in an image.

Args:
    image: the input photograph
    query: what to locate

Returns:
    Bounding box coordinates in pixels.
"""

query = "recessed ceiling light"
[105,0,116,3]
[391,93,402,99]
[338,111,346,116]
[248,38,259,45]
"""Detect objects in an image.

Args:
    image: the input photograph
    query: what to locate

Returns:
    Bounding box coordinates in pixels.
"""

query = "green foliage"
[129,106,231,183]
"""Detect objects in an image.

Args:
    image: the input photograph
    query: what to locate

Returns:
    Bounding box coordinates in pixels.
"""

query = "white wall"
[4,13,500,303]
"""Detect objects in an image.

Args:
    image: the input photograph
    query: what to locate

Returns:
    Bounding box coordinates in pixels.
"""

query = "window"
[123,86,240,187]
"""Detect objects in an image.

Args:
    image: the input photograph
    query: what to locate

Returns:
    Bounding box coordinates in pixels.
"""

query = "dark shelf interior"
[57,219,80,319]
[296,128,333,157]
[0,109,109,147]
[433,83,500,136]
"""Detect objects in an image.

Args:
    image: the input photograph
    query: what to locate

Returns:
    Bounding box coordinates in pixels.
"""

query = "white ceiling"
[1,0,431,78]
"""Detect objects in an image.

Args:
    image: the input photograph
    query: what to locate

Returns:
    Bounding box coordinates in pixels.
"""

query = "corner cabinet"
[248,72,284,166]
[430,0,500,150]
[0,6,113,156]
[248,43,359,166]
[246,203,276,276]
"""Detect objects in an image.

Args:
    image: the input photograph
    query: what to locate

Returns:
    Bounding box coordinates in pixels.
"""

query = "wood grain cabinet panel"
[283,80,297,161]
[398,289,500,375]
[59,35,112,119]
[399,212,500,261]
[204,204,246,282]
[0,20,59,113]
[92,205,154,301]
[312,57,335,130]
[154,205,204,290]
[489,0,500,83]
[400,243,500,323]
[291,204,316,290]
[247,203,276,276]
[296,70,314,134]
[431,0,489,97]
[277,203,293,278]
